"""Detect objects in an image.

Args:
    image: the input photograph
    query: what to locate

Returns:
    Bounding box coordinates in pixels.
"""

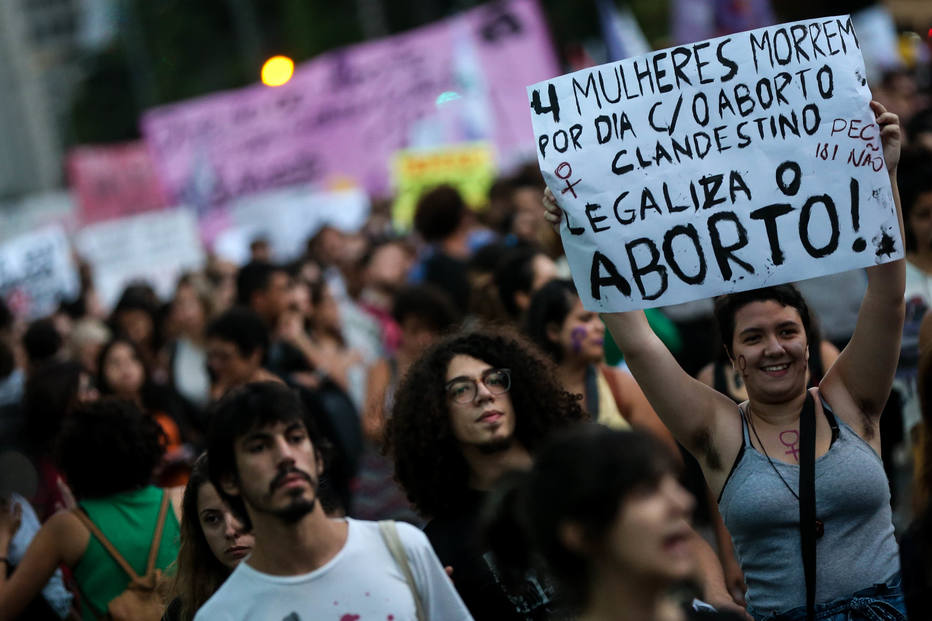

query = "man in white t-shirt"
[196,381,473,621]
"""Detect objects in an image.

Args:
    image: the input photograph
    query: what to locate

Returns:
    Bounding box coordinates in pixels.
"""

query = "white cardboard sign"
[0,226,80,319]
[74,209,206,310]
[527,15,901,311]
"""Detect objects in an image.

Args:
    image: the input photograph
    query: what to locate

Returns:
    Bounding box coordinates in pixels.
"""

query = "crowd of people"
[0,81,929,621]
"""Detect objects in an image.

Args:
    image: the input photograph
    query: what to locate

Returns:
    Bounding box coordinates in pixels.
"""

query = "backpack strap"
[378,520,425,621]
[143,491,171,578]
[73,490,171,582]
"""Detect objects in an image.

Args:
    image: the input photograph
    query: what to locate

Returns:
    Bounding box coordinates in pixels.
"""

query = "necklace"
[746,405,825,538]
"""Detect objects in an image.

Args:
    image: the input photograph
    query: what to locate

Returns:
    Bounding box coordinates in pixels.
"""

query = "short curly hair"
[386,328,587,518]
[55,398,165,499]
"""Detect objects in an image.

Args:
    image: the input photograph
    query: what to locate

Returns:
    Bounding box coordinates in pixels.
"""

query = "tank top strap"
[813,390,840,444]
[584,364,599,415]
[738,404,752,446]
[717,404,750,504]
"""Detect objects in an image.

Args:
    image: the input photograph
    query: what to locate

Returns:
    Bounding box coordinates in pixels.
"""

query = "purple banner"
[141,0,558,209]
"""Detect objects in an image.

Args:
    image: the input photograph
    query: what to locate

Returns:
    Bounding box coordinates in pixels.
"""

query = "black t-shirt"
[424,489,559,621]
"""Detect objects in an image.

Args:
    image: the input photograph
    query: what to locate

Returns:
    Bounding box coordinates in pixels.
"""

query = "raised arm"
[0,509,83,619]
[543,190,741,483]
[820,102,905,426]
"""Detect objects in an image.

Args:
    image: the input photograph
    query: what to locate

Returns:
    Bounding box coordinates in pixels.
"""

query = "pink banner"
[141,0,558,209]
[66,141,168,224]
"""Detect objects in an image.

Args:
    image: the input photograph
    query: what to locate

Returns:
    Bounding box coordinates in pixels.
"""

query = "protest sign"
[527,15,902,312]
[0,226,79,319]
[141,0,557,211]
[391,142,496,229]
[74,209,205,310]
[67,142,167,224]
[212,186,370,264]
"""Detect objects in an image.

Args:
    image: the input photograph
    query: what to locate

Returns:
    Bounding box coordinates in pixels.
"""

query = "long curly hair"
[385,328,587,518]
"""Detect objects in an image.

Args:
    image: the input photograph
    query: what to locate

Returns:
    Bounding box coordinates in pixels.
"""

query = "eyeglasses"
[445,368,511,404]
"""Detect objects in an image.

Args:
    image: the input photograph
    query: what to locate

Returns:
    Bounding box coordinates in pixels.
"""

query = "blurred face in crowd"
[197,481,254,568]
[115,309,154,348]
[908,191,932,254]
[224,419,322,523]
[365,242,412,294]
[589,474,695,584]
[102,341,145,398]
[510,186,545,242]
[207,338,261,389]
[254,271,292,325]
[551,296,605,365]
[289,281,313,320]
[398,316,438,356]
[313,284,341,334]
[314,227,344,266]
[445,354,516,451]
[210,260,238,313]
[171,283,207,338]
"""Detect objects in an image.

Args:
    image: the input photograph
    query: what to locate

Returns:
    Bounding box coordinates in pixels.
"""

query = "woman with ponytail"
[482,425,744,621]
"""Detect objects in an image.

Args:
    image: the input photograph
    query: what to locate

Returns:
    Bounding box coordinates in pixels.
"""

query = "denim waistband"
[749,574,905,621]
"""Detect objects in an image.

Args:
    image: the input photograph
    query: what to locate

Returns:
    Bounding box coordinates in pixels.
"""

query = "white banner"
[75,209,206,309]
[0,226,80,319]
[213,186,370,265]
[527,15,901,311]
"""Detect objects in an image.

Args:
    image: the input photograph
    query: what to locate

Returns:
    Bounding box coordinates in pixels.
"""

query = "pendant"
[815,519,824,539]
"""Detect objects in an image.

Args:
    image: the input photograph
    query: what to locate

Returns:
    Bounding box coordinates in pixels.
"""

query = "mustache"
[269,467,313,493]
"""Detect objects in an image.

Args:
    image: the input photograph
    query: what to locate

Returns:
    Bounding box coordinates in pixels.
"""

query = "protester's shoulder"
[393,519,432,548]
[350,518,431,550]
[193,563,250,620]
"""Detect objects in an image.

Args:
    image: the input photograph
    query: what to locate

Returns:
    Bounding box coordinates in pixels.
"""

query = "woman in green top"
[0,398,182,620]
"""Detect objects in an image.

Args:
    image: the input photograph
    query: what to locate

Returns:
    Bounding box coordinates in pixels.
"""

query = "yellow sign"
[391,143,496,230]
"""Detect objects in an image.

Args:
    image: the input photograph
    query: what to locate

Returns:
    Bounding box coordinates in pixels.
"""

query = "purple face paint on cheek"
[737,355,748,376]
[570,326,587,354]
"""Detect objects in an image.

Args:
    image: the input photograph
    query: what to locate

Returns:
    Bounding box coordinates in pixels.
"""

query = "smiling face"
[446,354,517,450]
[730,300,809,403]
[553,298,605,364]
[197,482,255,569]
[223,419,323,524]
[595,474,696,584]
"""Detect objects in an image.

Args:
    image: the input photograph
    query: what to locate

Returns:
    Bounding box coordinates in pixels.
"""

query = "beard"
[271,492,317,524]
[248,467,320,523]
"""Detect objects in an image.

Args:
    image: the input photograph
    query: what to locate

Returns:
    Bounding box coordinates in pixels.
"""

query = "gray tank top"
[717,397,900,615]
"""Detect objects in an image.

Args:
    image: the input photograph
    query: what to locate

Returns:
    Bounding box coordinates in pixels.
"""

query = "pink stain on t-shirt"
[339,615,360,621]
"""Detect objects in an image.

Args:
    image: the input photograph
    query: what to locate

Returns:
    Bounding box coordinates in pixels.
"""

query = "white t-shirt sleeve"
[395,522,474,621]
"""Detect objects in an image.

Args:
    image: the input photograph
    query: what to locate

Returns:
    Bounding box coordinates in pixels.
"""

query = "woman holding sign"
[542,101,906,621]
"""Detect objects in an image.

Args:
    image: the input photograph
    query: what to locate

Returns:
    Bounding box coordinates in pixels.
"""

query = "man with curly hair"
[386,329,588,620]
[387,329,745,621]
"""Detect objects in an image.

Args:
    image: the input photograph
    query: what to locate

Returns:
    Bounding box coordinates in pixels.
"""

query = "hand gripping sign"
[527,15,901,312]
